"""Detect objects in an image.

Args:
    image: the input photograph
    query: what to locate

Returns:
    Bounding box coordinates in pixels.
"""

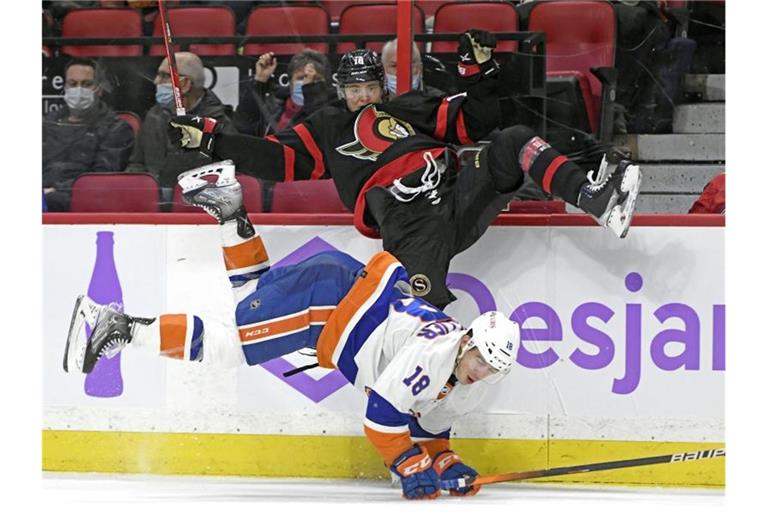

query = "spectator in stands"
[126,51,237,191]
[43,58,134,211]
[233,49,337,137]
[381,39,444,97]
[689,172,725,214]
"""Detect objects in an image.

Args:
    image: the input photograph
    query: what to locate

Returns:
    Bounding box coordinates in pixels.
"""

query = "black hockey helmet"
[336,49,385,88]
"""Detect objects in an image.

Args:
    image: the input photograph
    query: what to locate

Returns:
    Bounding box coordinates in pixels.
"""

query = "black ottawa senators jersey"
[213,79,501,238]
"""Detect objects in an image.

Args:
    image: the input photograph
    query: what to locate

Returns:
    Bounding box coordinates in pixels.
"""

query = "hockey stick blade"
[440,447,725,491]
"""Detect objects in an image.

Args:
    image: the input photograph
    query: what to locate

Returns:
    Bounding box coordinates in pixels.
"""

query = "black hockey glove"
[168,115,219,158]
[457,29,499,79]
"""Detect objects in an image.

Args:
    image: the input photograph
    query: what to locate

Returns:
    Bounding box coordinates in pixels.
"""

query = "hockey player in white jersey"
[63,161,520,500]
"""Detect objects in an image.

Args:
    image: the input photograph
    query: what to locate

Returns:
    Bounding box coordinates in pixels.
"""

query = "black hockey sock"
[520,137,587,205]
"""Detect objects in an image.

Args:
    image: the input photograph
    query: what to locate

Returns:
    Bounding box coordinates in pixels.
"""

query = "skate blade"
[607,165,642,239]
[63,295,90,373]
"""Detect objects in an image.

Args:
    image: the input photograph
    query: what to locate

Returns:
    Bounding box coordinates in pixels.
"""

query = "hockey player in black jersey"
[168,30,642,310]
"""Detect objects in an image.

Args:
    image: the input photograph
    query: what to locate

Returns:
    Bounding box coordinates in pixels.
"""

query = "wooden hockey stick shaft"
[440,447,725,491]
[157,0,186,115]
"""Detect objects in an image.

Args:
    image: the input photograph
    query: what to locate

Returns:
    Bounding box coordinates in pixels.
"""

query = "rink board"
[42,214,725,487]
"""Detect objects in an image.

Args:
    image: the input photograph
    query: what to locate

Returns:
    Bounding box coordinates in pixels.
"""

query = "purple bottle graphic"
[83,231,124,398]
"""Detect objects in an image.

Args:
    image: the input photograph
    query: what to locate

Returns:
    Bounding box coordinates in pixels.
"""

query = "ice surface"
[41,472,724,511]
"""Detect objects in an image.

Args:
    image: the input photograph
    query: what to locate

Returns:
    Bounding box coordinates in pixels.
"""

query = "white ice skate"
[577,154,642,239]
[63,295,153,374]
[177,160,243,223]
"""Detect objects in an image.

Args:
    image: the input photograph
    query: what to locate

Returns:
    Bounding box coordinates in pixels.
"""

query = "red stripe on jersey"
[542,155,568,194]
[282,144,296,182]
[264,135,295,181]
[456,109,473,145]
[433,99,449,140]
[292,123,326,179]
[353,148,446,238]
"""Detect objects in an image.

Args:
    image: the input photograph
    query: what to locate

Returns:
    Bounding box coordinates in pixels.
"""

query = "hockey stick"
[157,0,186,115]
[440,447,725,491]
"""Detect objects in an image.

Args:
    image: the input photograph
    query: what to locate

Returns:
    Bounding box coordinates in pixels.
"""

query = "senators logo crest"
[336,105,416,161]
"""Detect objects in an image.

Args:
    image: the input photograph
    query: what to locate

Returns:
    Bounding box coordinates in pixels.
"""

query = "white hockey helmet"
[464,311,520,379]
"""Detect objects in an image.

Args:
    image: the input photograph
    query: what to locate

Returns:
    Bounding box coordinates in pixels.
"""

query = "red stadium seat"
[61,8,143,57]
[70,173,160,212]
[528,0,617,134]
[150,6,236,56]
[322,1,384,23]
[243,5,330,56]
[337,3,425,54]
[270,180,349,213]
[415,1,449,18]
[432,1,519,53]
[116,111,141,137]
[171,174,264,213]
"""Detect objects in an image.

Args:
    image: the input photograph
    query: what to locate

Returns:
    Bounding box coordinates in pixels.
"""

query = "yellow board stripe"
[42,430,724,487]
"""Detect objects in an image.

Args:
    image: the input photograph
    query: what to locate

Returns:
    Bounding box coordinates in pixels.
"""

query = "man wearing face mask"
[233,49,337,137]
[381,39,444,98]
[42,57,134,211]
[125,51,236,192]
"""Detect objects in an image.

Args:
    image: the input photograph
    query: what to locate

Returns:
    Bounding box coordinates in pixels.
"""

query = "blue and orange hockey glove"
[390,444,441,500]
[432,450,481,496]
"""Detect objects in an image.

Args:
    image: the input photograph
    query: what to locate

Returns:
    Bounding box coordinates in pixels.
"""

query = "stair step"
[684,74,725,101]
[565,193,700,214]
[673,103,724,134]
[639,164,723,193]
[635,194,700,214]
[627,133,725,162]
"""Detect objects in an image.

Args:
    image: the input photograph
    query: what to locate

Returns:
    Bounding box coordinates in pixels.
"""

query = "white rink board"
[42,223,724,442]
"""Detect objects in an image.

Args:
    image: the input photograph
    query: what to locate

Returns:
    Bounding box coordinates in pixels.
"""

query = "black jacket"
[126,89,237,187]
[233,79,338,137]
[42,101,134,189]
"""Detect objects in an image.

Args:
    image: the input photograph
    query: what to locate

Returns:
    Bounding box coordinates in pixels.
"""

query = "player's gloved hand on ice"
[390,444,441,500]
[168,115,218,157]
[432,450,481,496]
[457,29,499,79]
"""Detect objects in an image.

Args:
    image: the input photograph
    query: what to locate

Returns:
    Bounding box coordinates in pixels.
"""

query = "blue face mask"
[155,83,174,106]
[385,74,421,95]
[291,80,304,106]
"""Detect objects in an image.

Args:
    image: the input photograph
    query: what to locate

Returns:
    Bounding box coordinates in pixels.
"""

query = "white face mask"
[64,86,96,111]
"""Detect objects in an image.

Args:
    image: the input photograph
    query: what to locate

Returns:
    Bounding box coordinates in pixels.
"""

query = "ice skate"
[63,295,154,374]
[177,160,243,223]
[577,153,642,239]
[177,159,255,238]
